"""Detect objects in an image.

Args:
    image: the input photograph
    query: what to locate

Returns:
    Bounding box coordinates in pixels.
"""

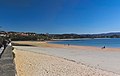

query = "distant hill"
[1,31,120,41]
[102,32,120,36]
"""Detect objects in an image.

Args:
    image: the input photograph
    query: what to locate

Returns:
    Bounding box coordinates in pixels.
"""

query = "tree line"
[1,31,120,41]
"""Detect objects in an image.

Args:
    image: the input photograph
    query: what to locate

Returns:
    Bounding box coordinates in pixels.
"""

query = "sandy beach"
[14,49,119,76]
[13,41,120,76]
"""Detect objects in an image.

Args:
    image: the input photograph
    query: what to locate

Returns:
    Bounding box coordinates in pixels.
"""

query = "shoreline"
[49,38,120,49]
[46,41,120,52]
[12,41,120,52]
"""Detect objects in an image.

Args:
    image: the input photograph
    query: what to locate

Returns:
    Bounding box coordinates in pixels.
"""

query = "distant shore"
[51,38,93,41]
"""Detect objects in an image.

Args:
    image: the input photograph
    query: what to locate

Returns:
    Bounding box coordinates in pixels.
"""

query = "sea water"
[49,38,120,48]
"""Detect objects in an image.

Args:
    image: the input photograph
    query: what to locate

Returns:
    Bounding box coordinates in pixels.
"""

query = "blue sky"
[1,0,120,34]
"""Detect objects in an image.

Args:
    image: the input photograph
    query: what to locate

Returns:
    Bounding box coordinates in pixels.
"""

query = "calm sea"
[49,38,120,48]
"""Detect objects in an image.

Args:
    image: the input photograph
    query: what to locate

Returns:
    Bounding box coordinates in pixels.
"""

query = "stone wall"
[0,45,16,76]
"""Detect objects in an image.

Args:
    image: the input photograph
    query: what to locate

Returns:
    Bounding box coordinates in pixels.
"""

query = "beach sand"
[13,41,120,51]
[13,41,120,76]
[14,49,119,76]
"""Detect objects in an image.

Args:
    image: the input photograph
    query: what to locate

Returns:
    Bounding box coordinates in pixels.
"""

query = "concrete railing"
[0,45,16,76]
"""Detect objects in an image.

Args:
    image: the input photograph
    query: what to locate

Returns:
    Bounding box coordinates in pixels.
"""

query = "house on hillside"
[0,31,7,37]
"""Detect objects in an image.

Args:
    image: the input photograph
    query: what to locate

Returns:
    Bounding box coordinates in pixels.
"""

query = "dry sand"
[13,41,120,76]
[14,49,119,76]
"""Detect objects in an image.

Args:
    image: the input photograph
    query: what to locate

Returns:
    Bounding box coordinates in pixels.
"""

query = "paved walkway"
[0,46,16,76]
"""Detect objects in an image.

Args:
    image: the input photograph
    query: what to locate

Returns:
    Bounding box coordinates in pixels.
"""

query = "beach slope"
[14,49,119,76]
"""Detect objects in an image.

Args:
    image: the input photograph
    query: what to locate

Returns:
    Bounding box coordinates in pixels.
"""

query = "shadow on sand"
[12,43,34,46]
